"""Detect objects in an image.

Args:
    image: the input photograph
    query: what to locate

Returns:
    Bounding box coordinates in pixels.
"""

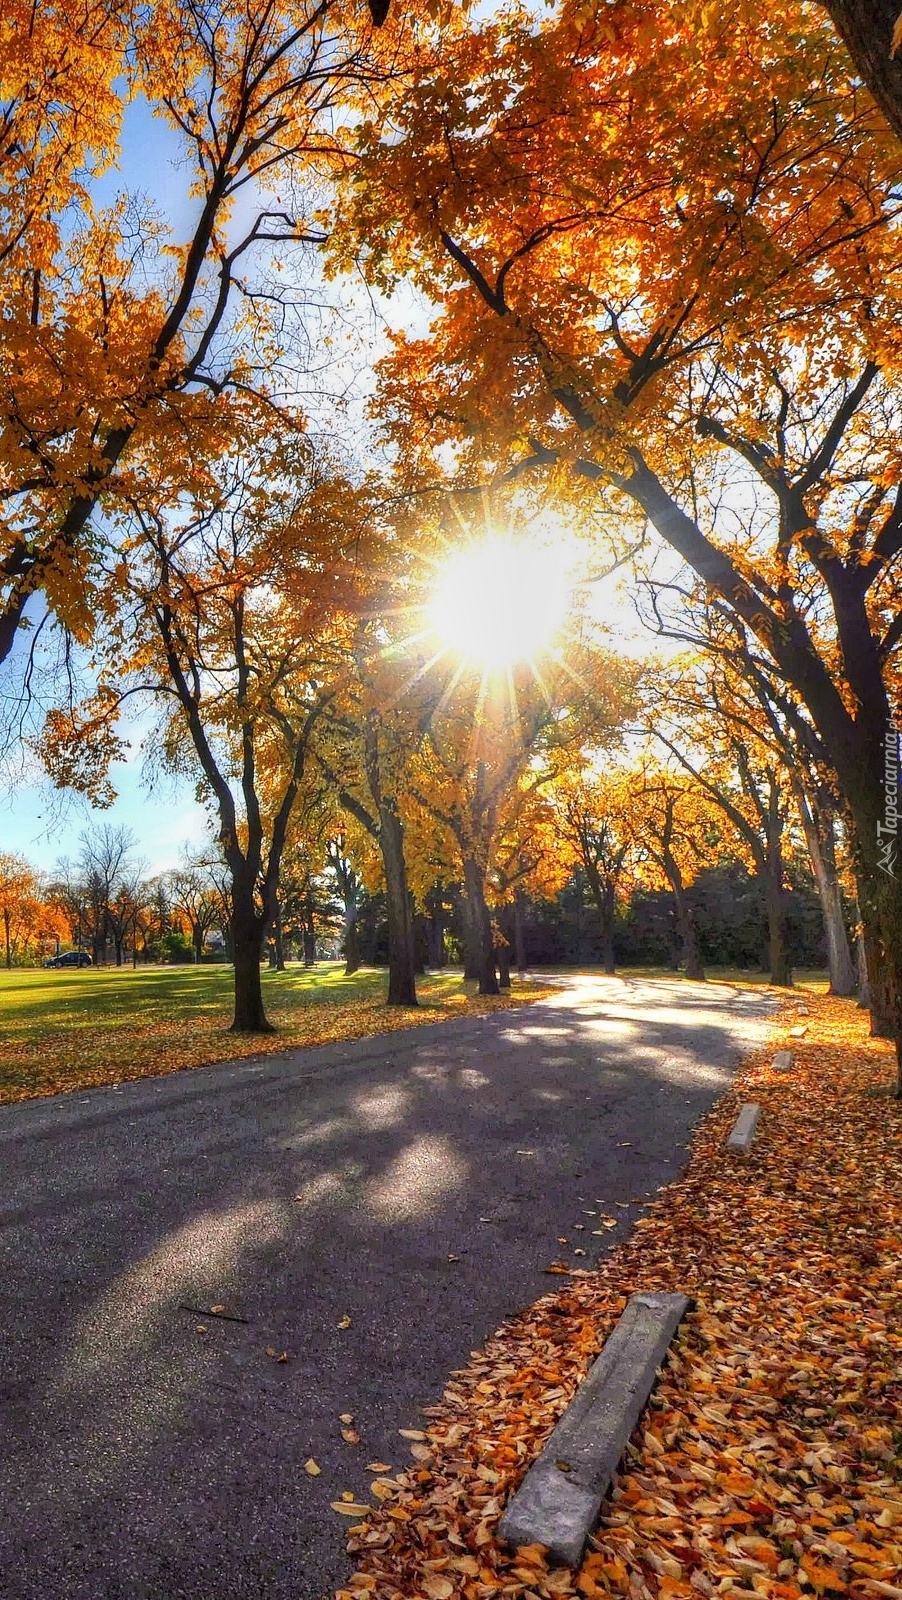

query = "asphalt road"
[0,974,773,1600]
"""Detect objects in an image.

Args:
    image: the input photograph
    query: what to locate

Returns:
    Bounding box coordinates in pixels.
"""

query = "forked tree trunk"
[379,802,417,1006]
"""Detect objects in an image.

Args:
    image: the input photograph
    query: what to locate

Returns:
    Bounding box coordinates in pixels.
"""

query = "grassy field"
[0,963,554,1106]
[0,961,830,1107]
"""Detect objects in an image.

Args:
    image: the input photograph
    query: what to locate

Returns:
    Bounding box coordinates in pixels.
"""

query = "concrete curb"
[773,1050,793,1073]
[498,1291,692,1566]
[726,1103,760,1151]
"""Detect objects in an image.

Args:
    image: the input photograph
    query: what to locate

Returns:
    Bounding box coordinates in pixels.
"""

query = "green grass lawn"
[0,963,551,1105]
[0,960,821,1107]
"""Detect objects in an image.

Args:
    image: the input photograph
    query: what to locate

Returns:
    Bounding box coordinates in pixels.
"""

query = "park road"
[0,974,773,1600]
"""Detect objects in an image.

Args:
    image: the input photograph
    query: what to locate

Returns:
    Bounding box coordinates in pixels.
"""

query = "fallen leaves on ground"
[334,993,902,1600]
[0,974,552,1104]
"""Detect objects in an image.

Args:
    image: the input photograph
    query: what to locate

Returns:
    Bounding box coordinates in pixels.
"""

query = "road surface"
[0,974,772,1599]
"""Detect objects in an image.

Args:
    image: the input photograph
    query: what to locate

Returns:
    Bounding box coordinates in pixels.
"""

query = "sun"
[428,538,570,669]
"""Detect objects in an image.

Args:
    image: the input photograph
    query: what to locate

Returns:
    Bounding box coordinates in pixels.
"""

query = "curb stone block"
[726,1103,760,1151]
[773,1050,793,1073]
[498,1291,691,1566]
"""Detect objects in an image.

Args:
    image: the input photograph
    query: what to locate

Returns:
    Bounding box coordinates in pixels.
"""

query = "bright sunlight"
[428,538,571,669]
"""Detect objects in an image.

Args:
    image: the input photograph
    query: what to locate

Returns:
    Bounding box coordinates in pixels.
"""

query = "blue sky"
[2,100,215,876]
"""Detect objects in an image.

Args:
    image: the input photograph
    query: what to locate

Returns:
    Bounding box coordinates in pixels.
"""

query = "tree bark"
[459,888,481,981]
[230,889,273,1033]
[425,888,446,968]
[379,802,418,1006]
[763,857,793,988]
[845,751,902,1080]
[496,936,511,988]
[798,795,856,996]
[823,1,902,148]
[272,905,285,971]
[344,912,361,975]
[666,868,705,980]
[855,900,871,1010]
[513,888,527,976]
[462,853,500,995]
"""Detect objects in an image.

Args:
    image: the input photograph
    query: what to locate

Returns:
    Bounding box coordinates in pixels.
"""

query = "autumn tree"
[338,0,902,1075]
[168,859,222,963]
[0,853,55,967]
[314,621,436,1006]
[624,762,737,981]
[553,769,641,976]
[0,0,429,664]
[39,428,377,1029]
[326,835,368,975]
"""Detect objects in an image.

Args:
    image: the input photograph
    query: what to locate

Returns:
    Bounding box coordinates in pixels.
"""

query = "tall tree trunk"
[847,755,902,1077]
[344,911,361,976]
[302,917,316,966]
[459,888,481,981]
[230,889,273,1033]
[3,910,10,969]
[379,802,417,1006]
[413,908,428,974]
[426,889,446,968]
[583,859,616,973]
[855,901,871,1010]
[513,888,527,976]
[797,790,856,996]
[496,936,511,989]
[462,853,499,996]
[666,864,705,980]
[193,924,204,963]
[273,903,285,971]
[763,861,793,988]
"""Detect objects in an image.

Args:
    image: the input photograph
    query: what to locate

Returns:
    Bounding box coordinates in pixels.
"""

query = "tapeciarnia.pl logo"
[878,714,900,878]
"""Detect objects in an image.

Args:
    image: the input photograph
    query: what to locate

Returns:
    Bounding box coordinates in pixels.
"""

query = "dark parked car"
[44,951,93,969]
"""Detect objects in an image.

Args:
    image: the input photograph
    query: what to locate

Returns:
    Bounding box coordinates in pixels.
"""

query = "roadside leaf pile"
[336,995,902,1600]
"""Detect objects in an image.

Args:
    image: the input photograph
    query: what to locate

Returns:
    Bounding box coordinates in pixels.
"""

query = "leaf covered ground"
[335,993,902,1600]
[0,965,552,1104]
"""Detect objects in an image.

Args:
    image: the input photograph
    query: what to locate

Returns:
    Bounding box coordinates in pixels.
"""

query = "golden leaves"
[338,993,902,1599]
